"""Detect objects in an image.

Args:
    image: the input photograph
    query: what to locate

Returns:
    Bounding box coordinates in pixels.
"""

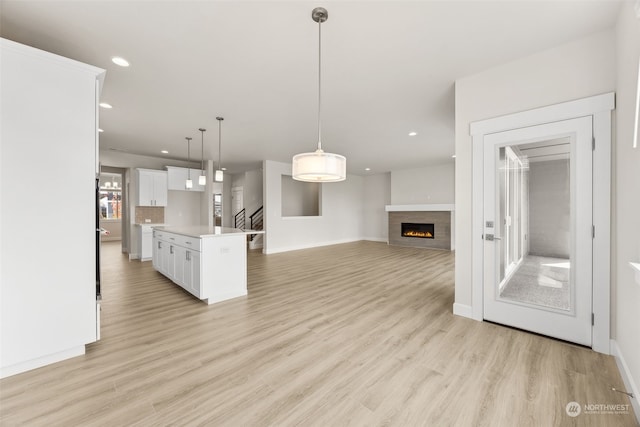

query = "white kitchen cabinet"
[1,38,104,377]
[184,250,201,297]
[166,166,205,192]
[151,226,260,305]
[153,230,202,298]
[137,169,168,206]
[138,225,153,261]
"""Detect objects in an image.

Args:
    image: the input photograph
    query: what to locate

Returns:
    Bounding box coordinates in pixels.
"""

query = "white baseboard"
[453,302,474,319]
[128,253,140,261]
[264,238,362,254]
[1,346,85,379]
[611,339,640,424]
[362,237,388,243]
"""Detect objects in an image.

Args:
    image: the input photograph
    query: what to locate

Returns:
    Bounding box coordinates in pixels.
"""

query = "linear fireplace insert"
[401,222,434,239]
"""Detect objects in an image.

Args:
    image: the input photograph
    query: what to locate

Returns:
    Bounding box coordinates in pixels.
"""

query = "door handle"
[485,234,502,241]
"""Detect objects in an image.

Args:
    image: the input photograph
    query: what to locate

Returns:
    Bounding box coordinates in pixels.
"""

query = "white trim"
[468,92,614,353]
[263,237,362,254]
[385,204,455,212]
[471,134,485,321]
[453,303,473,318]
[592,110,611,354]
[630,262,640,286]
[611,340,640,424]
[362,237,388,243]
[470,92,615,136]
[1,346,85,379]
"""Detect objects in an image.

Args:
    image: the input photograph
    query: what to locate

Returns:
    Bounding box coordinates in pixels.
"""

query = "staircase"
[234,206,264,249]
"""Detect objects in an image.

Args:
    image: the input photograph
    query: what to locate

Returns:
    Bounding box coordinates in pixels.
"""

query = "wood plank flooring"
[0,241,636,426]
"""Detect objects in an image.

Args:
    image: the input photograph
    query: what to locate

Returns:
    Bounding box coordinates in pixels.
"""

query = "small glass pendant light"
[185,137,193,189]
[198,128,207,185]
[215,117,224,182]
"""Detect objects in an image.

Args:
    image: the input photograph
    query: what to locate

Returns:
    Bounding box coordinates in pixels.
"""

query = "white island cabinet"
[152,226,263,304]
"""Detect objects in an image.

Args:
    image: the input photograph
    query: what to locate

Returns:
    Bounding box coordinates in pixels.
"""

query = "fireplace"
[401,222,434,239]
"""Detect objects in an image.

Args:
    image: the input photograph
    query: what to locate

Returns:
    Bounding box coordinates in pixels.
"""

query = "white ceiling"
[0,1,622,175]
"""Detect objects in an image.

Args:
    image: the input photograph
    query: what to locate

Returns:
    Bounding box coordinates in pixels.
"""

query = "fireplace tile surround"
[386,204,454,250]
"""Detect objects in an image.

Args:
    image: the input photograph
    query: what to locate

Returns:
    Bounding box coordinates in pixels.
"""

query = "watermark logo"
[565,401,630,417]
[565,402,581,417]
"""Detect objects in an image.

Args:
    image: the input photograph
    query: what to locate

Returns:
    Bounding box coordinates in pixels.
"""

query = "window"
[100,172,122,220]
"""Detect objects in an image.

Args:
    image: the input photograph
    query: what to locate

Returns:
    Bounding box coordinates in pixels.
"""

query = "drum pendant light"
[215,117,224,182]
[292,7,346,182]
[198,128,207,185]
[185,137,193,189]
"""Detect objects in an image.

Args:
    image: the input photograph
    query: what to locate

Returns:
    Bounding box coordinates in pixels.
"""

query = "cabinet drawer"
[153,230,166,241]
[174,234,201,251]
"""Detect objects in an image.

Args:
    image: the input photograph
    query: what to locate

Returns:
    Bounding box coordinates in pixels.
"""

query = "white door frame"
[469,92,614,354]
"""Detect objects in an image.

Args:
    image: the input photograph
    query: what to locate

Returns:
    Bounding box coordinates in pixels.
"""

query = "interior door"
[483,117,593,346]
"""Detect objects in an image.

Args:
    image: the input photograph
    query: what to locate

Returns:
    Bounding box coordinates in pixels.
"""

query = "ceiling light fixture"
[99,103,112,109]
[161,150,169,154]
[185,137,193,189]
[111,57,130,67]
[365,168,371,171]
[215,117,224,182]
[292,7,346,182]
[409,132,417,136]
[198,128,207,185]
[98,128,104,133]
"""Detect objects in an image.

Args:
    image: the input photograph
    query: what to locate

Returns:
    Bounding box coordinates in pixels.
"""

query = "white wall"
[363,173,391,242]
[454,30,616,309]
[390,163,455,205]
[165,191,202,227]
[263,160,364,254]
[614,1,640,415]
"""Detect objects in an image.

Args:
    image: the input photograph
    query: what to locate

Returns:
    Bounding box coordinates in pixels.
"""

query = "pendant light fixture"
[215,117,224,182]
[185,136,193,189]
[292,7,346,182]
[198,128,207,185]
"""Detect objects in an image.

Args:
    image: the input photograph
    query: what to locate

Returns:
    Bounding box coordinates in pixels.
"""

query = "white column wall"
[362,173,391,242]
[263,160,364,254]
[613,1,640,418]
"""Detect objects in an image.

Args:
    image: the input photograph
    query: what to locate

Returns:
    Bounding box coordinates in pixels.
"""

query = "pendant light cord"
[186,137,191,174]
[217,118,223,171]
[317,16,322,151]
[200,130,205,173]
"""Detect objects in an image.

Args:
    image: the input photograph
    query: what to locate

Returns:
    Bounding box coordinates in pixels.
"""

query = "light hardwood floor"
[0,241,636,426]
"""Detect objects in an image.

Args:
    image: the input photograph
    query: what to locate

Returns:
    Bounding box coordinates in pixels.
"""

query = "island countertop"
[152,225,264,239]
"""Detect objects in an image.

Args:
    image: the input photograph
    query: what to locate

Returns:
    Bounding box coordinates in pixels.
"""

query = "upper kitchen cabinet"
[137,169,168,206]
[1,38,104,378]
[166,166,205,192]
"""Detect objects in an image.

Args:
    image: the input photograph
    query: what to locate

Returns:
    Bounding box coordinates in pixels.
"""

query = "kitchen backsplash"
[135,206,165,224]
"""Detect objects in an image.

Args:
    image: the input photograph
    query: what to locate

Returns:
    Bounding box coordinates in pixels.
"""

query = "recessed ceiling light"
[111,57,130,67]
[452,154,456,158]
[161,150,169,154]
[98,128,104,133]
[365,168,371,171]
[408,132,417,136]
[221,167,227,171]
[99,103,112,109]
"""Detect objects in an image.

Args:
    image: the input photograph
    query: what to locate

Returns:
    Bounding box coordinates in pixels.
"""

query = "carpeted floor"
[499,255,570,310]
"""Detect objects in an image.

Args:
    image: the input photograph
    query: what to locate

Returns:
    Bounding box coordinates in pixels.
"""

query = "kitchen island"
[152,226,263,305]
